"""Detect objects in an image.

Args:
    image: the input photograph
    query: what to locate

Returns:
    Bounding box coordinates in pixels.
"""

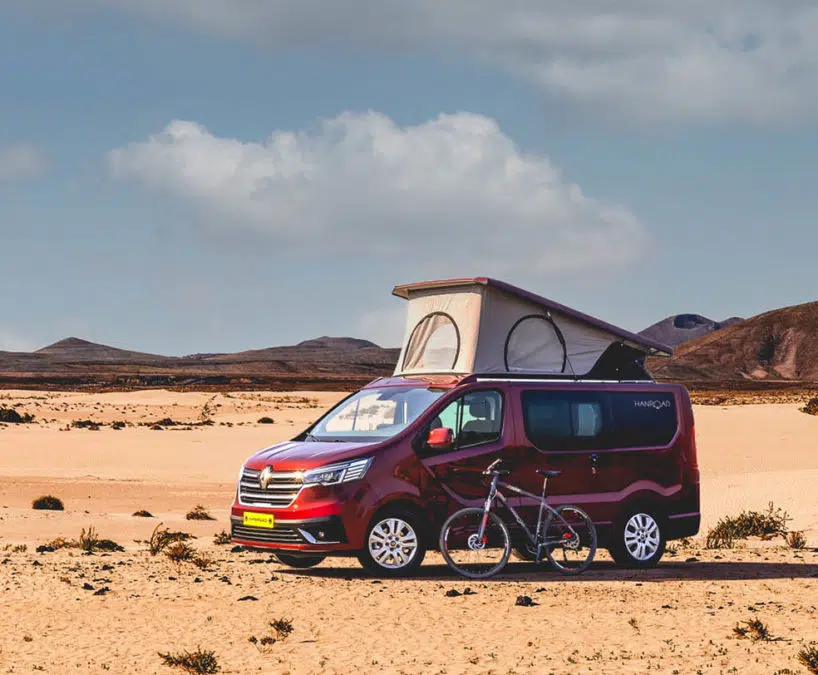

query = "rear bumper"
[666,512,701,540]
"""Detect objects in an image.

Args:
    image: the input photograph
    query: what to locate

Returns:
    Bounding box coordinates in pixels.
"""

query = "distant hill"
[649,301,818,382]
[0,336,399,391]
[639,314,743,347]
[36,337,170,363]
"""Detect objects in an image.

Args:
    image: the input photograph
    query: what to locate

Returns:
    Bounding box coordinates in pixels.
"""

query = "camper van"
[231,278,700,576]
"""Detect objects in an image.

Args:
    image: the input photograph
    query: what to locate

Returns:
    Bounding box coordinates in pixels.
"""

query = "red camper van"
[231,278,700,576]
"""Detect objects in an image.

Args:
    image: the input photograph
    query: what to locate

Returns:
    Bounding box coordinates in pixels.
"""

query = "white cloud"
[109,112,647,277]
[91,0,818,124]
[0,144,49,181]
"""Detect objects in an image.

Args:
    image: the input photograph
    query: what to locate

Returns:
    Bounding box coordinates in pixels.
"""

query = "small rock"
[93,587,110,596]
[82,583,95,591]
[238,595,258,601]
[193,577,202,583]
[31,560,42,567]
[685,557,698,563]
[444,589,462,597]
[36,545,56,554]
[230,546,243,553]
[219,576,232,585]
[463,588,476,595]
[515,595,536,607]
[168,576,177,581]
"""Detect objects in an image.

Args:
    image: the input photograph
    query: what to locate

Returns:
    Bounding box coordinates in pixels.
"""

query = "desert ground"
[1,390,817,674]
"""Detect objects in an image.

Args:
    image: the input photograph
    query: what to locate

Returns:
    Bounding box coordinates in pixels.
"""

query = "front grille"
[239,467,303,508]
[231,523,305,544]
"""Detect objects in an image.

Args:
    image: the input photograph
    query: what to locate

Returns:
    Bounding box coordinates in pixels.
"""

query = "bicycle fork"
[476,474,499,545]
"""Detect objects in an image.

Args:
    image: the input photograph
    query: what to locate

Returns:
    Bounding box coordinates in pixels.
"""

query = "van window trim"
[414,387,506,456]
[519,389,681,453]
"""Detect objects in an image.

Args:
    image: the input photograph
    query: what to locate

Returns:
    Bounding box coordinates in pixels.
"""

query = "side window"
[521,390,608,451]
[425,391,503,451]
[610,392,677,447]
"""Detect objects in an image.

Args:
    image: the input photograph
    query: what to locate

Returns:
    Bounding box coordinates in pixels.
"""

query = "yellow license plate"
[243,512,275,529]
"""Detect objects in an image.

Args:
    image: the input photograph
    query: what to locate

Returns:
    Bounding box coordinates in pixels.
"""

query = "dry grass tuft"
[212,530,231,546]
[185,505,215,521]
[733,618,772,642]
[798,644,818,674]
[706,503,790,549]
[786,531,807,550]
[78,526,124,552]
[270,618,294,640]
[147,523,194,556]
[801,397,818,416]
[158,648,220,674]
[165,542,196,564]
[32,495,64,511]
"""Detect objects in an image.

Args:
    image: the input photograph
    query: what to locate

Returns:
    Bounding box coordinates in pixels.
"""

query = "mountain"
[639,314,744,347]
[36,337,170,363]
[0,336,399,391]
[649,301,818,382]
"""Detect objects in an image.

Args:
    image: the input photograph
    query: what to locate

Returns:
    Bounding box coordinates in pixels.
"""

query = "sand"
[1,390,817,674]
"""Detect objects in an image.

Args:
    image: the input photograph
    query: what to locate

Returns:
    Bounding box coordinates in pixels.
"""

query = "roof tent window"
[504,314,567,372]
[403,312,460,372]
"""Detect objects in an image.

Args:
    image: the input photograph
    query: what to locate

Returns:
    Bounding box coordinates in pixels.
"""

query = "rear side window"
[521,391,608,451]
[609,393,678,447]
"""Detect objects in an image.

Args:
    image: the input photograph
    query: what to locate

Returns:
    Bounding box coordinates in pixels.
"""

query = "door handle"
[590,453,599,476]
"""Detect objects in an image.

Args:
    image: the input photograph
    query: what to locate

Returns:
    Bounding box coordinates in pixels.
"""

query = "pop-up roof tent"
[392,278,672,381]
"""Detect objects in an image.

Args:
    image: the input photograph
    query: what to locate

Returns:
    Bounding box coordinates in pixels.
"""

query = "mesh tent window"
[504,314,568,373]
[402,312,461,372]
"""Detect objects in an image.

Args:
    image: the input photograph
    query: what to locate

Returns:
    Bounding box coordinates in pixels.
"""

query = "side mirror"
[427,427,454,450]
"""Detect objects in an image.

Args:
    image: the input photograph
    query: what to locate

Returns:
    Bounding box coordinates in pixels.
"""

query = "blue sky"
[2,2,817,355]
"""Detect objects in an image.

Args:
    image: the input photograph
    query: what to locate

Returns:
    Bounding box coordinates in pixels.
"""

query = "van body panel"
[231,376,700,564]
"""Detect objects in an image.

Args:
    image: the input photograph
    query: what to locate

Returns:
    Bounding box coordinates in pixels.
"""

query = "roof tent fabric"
[392,278,672,378]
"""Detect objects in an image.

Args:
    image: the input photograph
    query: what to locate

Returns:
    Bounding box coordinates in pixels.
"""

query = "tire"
[275,553,326,569]
[439,508,512,579]
[357,509,426,577]
[608,509,666,568]
[543,505,597,575]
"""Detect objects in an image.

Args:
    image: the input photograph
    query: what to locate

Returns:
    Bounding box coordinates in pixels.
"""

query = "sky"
[1,1,817,355]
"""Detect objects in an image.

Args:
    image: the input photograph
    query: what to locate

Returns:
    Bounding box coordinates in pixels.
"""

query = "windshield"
[308,386,446,442]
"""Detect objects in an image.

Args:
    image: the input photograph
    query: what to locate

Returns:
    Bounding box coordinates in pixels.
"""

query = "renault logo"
[258,466,274,490]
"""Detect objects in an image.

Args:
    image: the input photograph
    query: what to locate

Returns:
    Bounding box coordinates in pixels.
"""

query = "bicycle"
[439,459,597,579]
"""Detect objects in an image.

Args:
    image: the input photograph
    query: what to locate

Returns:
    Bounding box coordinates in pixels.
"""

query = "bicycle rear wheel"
[439,508,511,579]
[543,505,597,575]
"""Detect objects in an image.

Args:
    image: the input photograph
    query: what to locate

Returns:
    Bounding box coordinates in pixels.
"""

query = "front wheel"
[357,510,426,577]
[439,508,511,579]
[275,553,326,569]
[543,505,597,575]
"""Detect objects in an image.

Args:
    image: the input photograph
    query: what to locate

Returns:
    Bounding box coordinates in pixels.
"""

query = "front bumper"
[230,514,350,552]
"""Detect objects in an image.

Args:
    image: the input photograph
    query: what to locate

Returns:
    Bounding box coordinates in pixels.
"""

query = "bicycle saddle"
[536,469,562,478]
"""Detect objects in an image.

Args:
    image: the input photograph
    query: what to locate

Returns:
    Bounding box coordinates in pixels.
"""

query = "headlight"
[302,458,373,487]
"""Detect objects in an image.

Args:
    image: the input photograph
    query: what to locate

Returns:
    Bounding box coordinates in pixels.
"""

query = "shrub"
[148,523,194,556]
[733,618,772,642]
[213,530,231,546]
[798,645,818,674]
[786,531,807,550]
[32,495,64,511]
[133,510,154,518]
[78,526,124,553]
[801,398,818,416]
[186,505,215,521]
[270,618,294,640]
[158,648,220,674]
[706,503,790,549]
[165,542,196,564]
[257,417,275,424]
[192,553,213,570]
[71,419,101,430]
[0,407,34,423]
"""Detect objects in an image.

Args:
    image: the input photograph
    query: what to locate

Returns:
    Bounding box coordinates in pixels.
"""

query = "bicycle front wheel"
[543,505,597,575]
[439,508,511,579]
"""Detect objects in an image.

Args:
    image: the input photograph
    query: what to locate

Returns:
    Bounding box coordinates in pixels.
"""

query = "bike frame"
[477,473,573,560]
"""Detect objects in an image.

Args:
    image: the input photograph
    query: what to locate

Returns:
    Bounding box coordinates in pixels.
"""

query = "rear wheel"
[543,505,597,575]
[439,508,511,579]
[609,510,666,568]
[357,510,426,577]
[275,553,326,569]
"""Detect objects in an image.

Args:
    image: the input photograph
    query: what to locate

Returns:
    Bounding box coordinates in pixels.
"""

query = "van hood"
[244,440,378,471]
